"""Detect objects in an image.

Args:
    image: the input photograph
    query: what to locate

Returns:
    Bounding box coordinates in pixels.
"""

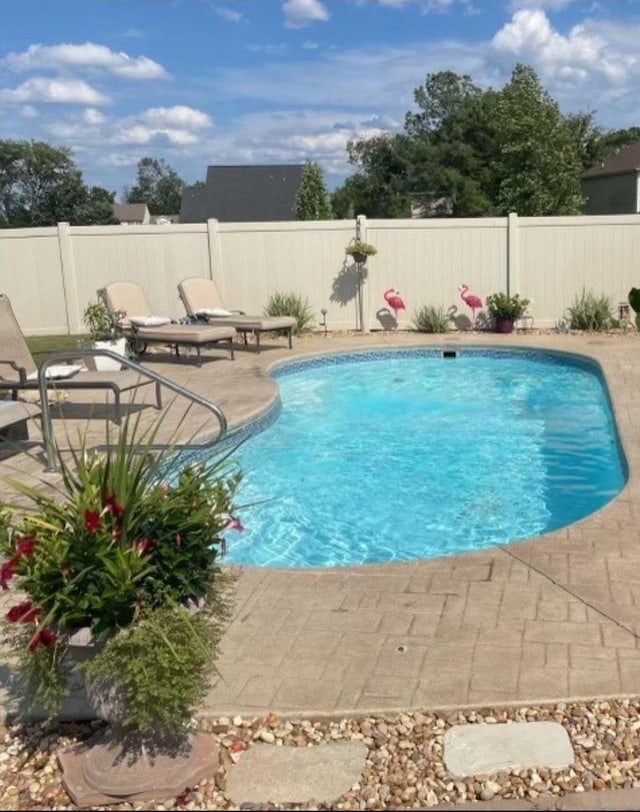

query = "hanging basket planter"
[345,241,377,266]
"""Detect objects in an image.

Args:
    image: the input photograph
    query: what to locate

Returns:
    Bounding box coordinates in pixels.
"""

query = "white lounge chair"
[103,282,237,367]
[178,277,296,352]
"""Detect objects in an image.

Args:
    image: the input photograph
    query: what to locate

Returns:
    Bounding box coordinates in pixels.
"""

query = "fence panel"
[1,215,639,336]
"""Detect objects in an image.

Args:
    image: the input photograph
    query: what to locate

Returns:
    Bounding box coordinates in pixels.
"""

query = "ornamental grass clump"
[0,411,242,736]
[412,304,452,333]
[264,291,314,333]
[566,288,614,331]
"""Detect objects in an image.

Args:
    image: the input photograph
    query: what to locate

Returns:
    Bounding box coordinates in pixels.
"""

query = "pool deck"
[2,329,640,720]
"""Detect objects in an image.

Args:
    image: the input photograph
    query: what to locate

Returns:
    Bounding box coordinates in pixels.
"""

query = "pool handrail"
[37,348,227,472]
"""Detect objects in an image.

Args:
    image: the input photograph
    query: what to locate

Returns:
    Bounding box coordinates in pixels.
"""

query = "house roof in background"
[112,203,150,222]
[179,164,304,223]
[582,142,640,179]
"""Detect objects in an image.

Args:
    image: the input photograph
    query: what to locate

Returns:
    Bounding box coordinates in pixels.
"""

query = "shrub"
[0,411,242,735]
[629,287,640,329]
[412,305,452,333]
[264,291,314,333]
[485,292,531,321]
[566,288,614,331]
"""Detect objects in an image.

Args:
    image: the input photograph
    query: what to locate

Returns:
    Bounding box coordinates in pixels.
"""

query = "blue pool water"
[213,349,627,568]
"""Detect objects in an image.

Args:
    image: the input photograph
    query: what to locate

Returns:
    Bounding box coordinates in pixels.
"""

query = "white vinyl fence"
[0,214,638,335]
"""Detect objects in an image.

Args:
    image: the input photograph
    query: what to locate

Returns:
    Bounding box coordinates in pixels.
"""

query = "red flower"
[15,536,36,556]
[7,601,42,624]
[0,556,19,590]
[135,537,154,554]
[104,495,124,520]
[84,509,102,533]
[28,628,57,652]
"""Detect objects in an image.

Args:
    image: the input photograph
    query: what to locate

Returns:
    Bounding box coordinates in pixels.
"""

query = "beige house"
[581,142,640,215]
[112,203,151,225]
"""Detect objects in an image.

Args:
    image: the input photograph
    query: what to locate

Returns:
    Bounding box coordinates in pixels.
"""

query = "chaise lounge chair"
[103,282,237,367]
[0,293,162,424]
[177,277,296,352]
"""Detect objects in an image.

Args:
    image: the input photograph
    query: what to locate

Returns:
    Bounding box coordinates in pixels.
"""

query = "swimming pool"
[210,348,627,568]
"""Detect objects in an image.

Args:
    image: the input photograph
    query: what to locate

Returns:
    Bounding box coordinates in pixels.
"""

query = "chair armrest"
[229,309,246,315]
[0,360,28,383]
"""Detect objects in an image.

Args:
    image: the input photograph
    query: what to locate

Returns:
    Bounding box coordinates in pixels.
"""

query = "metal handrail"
[37,349,227,472]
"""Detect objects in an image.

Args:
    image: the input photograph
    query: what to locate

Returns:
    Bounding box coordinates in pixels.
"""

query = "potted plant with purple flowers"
[485,291,531,334]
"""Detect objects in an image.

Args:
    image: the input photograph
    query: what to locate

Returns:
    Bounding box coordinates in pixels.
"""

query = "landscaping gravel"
[2,698,640,810]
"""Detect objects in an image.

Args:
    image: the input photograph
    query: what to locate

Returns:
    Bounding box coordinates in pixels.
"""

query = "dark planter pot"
[494,316,515,334]
[350,252,369,264]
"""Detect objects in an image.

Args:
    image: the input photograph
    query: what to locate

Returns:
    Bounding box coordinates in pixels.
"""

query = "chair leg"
[287,327,293,349]
[255,331,261,353]
[155,382,162,410]
[227,338,235,360]
[114,392,121,425]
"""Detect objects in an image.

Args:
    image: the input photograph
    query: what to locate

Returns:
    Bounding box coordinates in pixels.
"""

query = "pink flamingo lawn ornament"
[384,288,406,319]
[458,283,482,328]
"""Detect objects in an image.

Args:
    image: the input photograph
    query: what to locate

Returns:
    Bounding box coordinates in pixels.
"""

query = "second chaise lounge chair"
[103,282,237,367]
[178,277,296,352]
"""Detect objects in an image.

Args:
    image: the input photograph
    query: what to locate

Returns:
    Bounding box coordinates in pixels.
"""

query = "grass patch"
[26,334,89,366]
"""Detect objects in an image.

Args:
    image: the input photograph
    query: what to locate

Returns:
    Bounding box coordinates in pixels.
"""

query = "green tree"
[336,64,595,218]
[125,157,184,214]
[404,71,499,216]
[73,186,118,225]
[584,125,640,169]
[493,64,584,215]
[294,161,333,219]
[338,133,413,218]
[0,140,116,227]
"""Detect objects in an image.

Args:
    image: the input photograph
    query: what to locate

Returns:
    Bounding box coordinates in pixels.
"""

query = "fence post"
[507,212,519,297]
[57,221,80,334]
[356,214,370,333]
[206,218,223,285]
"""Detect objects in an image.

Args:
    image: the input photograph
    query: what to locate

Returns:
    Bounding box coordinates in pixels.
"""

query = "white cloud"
[491,9,637,84]
[1,78,110,105]
[83,108,106,124]
[2,42,169,80]
[140,106,212,130]
[283,0,329,28]
[376,0,471,12]
[20,105,38,118]
[509,0,582,10]
[113,126,199,146]
[212,5,244,22]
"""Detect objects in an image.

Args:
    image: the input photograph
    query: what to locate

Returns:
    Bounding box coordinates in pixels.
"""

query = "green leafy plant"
[0,411,242,735]
[83,295,124,342]
[628,287,640,330]
[264,291,314,333]
[485,292,531,321]
[566,288,614,331]
[345,241,377,259]
[412,304,452,333]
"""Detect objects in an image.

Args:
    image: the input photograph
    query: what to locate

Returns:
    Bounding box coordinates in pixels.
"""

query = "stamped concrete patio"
[1,329,640,722]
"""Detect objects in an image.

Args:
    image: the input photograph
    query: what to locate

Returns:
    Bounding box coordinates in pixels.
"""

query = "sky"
[1,0,639,199]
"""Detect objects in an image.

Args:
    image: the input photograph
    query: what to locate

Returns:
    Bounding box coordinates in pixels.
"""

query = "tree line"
[1,63,638,228]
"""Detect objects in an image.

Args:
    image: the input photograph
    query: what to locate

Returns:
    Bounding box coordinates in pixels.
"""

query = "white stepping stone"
[443,721,574,777]
[226,740,367,804]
